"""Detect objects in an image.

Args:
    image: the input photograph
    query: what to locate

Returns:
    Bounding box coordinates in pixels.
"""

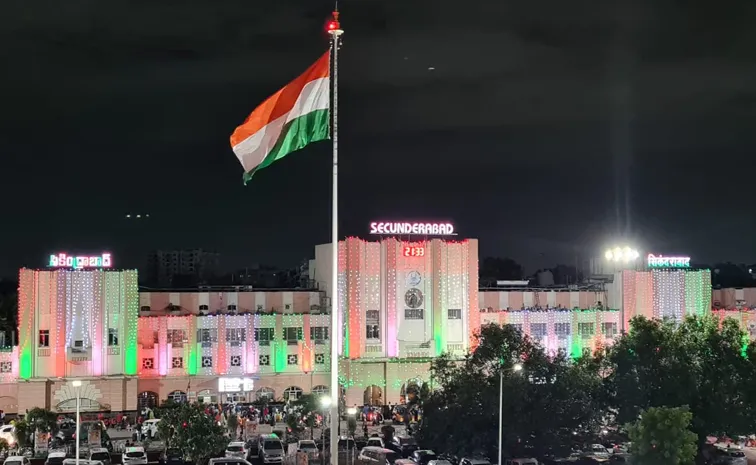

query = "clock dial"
[407,271,422,287]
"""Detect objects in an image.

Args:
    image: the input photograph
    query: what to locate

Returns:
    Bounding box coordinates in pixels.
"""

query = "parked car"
[367,437,385,449]
[88,448,112,465]
[208,459,252,465]
[411,450,438,465]
[257,434,284,464]
[160,449,184,465]
[4,457,31,465]
[226,442,248,460]
[45,452,67,465]
[297,440,319,462]
[358,447,399,465]
[0,426,15,448]
[123,447,148,465]
[391,437,418,458]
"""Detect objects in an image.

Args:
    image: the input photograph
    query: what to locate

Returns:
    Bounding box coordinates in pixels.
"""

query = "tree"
[14,420,31,448]
[157,403,227,465]
[626,406,697,465]
[608,316,756,446]
[416,323,604,458]
[25,408,58,434]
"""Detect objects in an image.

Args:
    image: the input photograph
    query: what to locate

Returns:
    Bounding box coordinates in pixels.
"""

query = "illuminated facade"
[0,242,742,412]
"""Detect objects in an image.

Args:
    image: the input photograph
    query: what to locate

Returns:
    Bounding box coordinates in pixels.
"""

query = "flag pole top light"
[327,11,343,36]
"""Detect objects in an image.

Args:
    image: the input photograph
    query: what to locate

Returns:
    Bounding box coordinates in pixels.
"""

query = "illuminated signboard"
[218,377,255,393]
[403,246,425,257]
[647,254,690,268]
[370,222,455,236]
[48,253,112,269]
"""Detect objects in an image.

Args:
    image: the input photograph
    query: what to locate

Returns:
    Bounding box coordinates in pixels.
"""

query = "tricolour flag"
[230,51,330,183]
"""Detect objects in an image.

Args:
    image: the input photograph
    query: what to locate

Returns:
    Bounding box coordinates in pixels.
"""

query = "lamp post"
[498,363,522,465]
[72,380,82,465]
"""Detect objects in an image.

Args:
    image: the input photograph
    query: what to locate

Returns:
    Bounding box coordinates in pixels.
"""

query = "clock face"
[404,288,424,309]
[407,271,422,287]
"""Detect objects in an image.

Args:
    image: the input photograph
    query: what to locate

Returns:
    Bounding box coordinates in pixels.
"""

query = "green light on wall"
[123,271,139,375]
[19,348,32,380]
[274,340,287,373]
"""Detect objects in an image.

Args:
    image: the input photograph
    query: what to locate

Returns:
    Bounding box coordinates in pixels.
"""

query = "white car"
[123,447,148,465]
[0,425,15,448]
[141,419,161,439]
[590,444,610,459]
[366,437,385,448]
[297,440,319,461]
[225,442,248,460]
[4,457,31,465]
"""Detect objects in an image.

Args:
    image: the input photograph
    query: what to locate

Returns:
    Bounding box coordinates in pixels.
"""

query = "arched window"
[256,387,275,401]
[138,391,158,411]
[283,386,303,402]
[166,390,187,404]
[312,385,329,396]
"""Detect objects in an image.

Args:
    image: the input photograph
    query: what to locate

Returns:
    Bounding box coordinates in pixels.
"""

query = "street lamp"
[498,363,522,465]
[72,380,82,465]
[604,246,639,263]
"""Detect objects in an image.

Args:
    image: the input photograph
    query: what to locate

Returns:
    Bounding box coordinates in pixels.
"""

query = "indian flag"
[230,51,331,183]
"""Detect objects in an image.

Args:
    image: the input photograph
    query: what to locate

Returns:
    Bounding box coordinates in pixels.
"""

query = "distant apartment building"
[144,249,220,287]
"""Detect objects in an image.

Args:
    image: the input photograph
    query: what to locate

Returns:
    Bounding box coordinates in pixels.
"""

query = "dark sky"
[2,0,756,277]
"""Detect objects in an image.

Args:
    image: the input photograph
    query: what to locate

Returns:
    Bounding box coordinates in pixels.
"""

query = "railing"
[38,348,51,357]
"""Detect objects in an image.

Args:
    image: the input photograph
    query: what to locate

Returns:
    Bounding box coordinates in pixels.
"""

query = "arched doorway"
[256,387,275,402]
[166,390,187,404]
[363,385,383,406]
[137,392,158,411]
[283,386,303,402]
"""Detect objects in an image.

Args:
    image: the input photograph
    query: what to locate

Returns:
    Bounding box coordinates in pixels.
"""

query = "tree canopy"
[607,315,756,442]
[626,406,697,465]
[156,403,227,465]
[417,323,604,458]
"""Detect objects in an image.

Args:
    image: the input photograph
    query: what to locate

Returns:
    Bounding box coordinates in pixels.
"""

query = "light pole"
[72,380,82,465]
[498,363,522,465]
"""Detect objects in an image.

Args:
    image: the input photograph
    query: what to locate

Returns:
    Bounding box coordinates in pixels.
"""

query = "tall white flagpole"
[327,9,343,465]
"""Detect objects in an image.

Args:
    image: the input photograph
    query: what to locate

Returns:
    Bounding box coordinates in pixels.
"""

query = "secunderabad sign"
[647,254,690,268]
[369,222,455,236]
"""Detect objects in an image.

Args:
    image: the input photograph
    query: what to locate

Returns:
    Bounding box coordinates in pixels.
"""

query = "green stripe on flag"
[243,108,330,184]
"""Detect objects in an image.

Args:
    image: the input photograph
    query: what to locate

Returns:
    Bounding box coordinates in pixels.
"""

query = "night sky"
[2,0,755,277]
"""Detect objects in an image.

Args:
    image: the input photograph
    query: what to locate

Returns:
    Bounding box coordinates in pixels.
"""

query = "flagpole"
[327,9,343,465]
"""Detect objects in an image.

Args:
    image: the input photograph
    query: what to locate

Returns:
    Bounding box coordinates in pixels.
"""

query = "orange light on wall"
[302,314,313,372]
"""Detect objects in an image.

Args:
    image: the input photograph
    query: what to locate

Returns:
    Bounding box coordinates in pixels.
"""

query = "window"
[508,323,523,333]
[172,357,184,369]
[108,329,119,346]
[405,309,424,320]
[38,330,50,347]
[314,353,325,365]
[167,330,187,348]
[199,305,209,312]
[602,322,618,338]
[283,386,303,401]
[255,328,275,345]
[531,323,547,338]
[578,323,595,337]
[198,328,216,343]
[230,355,242,367]
[140,306,151,312]
[366,325,380,339]
[366,310,379,321]
[259,355,270,366]
[227,304,237,312]
[447,309,462,320]
[310,327,329,342]
[201,356,213,368]
[0,362,11,374]
[285,304,291,310]
[555,323,571,337]
[284,327,303,345]
[142,358,154,370]
[226,328,246,342]
[287,354,298,365]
